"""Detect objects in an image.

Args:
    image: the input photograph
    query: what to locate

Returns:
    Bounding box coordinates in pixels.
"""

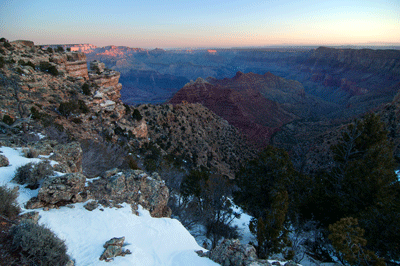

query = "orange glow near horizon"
[1,0,399,49]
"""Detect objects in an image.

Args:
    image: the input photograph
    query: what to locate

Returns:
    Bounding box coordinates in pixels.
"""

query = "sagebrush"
[11,221,70,266]
[13,161,54,189]
[0,185,20,219]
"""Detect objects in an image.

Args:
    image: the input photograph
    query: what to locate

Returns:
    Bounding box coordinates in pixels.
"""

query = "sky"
[0,0,399,48]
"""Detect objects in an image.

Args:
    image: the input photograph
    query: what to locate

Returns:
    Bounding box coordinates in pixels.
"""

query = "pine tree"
[305,113,400,262]
[234,145,296,258]
[328,217,385,266]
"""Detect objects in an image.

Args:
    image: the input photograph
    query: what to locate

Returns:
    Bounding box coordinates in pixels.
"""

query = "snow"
[231,204,255,245]
[38,204,217,266]
[0,146,219,266]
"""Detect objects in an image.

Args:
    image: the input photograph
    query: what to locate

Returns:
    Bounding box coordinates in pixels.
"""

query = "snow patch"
[0,146,219,266]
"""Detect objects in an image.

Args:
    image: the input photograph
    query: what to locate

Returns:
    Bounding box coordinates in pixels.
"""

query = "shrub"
[3,41,12,49]
[11,221,69,266]
[81,140,129,177]
[56,46,64,52]
[23,148,39,158]
[46,47,53,53]
[82,83,91,95]
[123,103,131,114]
[71,117,82,124]
[39,61,58,76]
[30,106,42,120]
[126,154,140,170]
[13,161,54,189]
[329,217,385,266]
[45,126,69,144]
[58,100,89,118]
[18,59,35,69]
[0,56,4,68]
[0,186,20,219]
[2,114,14,126]
[132,109,143,121]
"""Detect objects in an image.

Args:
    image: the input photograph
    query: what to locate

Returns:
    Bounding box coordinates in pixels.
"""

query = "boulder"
[99,237,131,261]
[207,239,263,266]
[19,211,40,224]
[50,142,82,173]
[84,200,99,211]
[37,173,86,205]
[88,169,171,217]
[0,154,9,167]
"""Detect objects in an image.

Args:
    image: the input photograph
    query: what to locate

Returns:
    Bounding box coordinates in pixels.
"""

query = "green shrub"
[46,47,53,53]
[0,186,20,219]
[77,99,89,113]
[13,161,54,189]
[0,56,4,68]
[2,114,14,125]
[329,217,385,266]
[82,83,91,95]
[18,59,35,69]
[11,221,69,266]
[58,100,89,118]
[39,61,58,76]
[23,148,39,158]
[132,109,143,121]
[30,106,42,120]
[56,46,64,52]
[123,103,131,114]
[3,41,12,49]
[126,155,140,170]
[71,117,82,124]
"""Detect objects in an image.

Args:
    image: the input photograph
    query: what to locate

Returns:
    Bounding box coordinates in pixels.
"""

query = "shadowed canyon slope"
[168,72,303,147]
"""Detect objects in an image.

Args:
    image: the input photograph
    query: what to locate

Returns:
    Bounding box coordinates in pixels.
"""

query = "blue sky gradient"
[1,0,399,48]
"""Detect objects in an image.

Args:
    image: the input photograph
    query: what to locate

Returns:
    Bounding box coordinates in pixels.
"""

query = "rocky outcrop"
[199,239,277,266]
[207,239,259,266]
[38,173,86,205]
[49,52,89,79]
[100,237,131,261]
[201,239,298,266]
[0,39,147,144]
[0,154,9,167]
[87,168,171,217]
[25,172,88,209]
[49,142,83,173]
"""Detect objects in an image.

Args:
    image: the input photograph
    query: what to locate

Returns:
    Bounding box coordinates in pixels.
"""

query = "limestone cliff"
[0,39,146,143]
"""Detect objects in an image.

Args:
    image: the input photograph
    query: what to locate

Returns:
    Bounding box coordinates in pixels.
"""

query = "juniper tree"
[303,113,400,262]
[234,145,296,258]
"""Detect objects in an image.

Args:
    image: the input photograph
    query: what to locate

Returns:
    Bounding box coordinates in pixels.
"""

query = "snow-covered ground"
[0,146,219,266]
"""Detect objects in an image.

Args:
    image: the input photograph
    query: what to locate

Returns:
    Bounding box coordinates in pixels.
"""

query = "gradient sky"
[1,0,399,48]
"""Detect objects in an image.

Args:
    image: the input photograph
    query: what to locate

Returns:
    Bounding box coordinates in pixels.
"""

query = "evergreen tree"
[234,145,296,258]
[328,217,385,266]
[303,113,400,262]
[181,170,239,248]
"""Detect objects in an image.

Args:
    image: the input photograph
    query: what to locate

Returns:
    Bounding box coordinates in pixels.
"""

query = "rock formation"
[87,168,171,218]
[100,237,131,261]
[0,38,146,143]
[200,239,298,266]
